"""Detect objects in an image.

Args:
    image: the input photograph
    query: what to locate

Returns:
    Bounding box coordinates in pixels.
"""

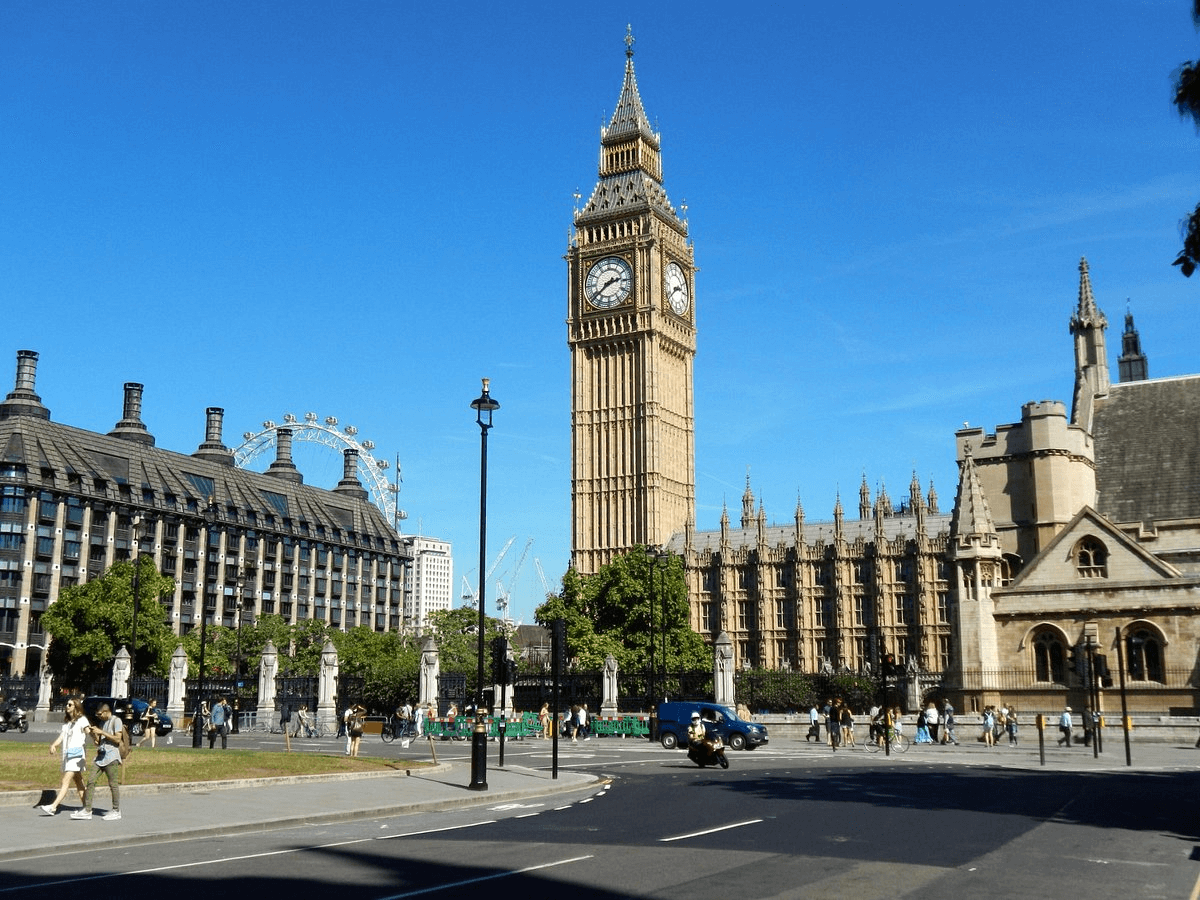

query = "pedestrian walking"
[137,698,160,748]
[924,702,940,744]
[806,704,821,742]
[72,703,123,820]
[40,697,89,816]
[981,706,996,747]
[347,704,366,757]
[941,700,958,745]
[1058,706,1073,746]
[208,697,230,749]
[539,702,551,739]
[1006,707,1019,746]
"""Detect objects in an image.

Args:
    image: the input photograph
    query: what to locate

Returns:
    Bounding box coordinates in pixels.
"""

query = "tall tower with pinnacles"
[567,27,697,576]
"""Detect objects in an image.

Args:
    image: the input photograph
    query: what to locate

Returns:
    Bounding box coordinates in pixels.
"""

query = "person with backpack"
[208,697,231,749]
[72,703,124,820]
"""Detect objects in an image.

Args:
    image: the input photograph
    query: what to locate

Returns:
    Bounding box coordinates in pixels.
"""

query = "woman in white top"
[40,698,89,815]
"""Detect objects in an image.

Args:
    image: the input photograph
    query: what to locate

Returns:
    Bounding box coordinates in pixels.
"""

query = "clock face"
[585,256,633,309]
[665,261,690,315]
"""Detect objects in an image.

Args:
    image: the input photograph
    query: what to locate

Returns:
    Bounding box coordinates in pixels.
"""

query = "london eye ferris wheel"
[233,411,406,530]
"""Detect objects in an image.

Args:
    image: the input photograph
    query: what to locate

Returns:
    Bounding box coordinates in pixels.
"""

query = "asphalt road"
[4,733,1198,900]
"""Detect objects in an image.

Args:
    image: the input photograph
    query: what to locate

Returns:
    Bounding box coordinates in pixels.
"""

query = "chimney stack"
[109,383,155,445]
[192,407,234,465]
[265,427,304,484]
[334,447,367,499]
[0,350,50,420]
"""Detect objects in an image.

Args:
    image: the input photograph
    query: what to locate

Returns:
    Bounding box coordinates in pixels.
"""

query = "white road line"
[659,819,763,842]
[375,855,595,899]
[0,821,500,894]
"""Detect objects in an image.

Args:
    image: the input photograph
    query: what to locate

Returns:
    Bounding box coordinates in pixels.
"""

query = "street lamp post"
[469,378,499,791]
[130,514,144,679]
[231,573,247,734]
[193,496,217,748]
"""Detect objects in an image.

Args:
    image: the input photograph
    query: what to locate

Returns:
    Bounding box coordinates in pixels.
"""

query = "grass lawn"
[0,743,428,793]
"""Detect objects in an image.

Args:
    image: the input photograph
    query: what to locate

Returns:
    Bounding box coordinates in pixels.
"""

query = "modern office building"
[0,350,416,676]
[402,535,453,632]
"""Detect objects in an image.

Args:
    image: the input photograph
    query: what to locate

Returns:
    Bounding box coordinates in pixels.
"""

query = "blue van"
[656,701,768,751]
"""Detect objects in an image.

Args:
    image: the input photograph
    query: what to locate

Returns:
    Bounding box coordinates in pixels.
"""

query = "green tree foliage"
[1173,1,1200,276]
[331,627,420,712]
[535,547,709,673]
[425,606,507,699]
[42,558,177,688]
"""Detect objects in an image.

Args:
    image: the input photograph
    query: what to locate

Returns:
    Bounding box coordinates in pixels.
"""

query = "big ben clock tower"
[568,27,697,576]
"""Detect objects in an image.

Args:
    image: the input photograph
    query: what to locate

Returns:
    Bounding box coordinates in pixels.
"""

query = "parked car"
[81,696,173,737]
[656,701,768,751]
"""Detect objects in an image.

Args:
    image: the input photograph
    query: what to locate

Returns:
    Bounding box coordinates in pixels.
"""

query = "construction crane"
[495,538,533,618]
[535,558,559,600]
[459,535,516,608]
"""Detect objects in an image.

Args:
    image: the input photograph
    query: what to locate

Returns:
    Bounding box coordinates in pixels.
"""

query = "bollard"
[1036,713,1045,766]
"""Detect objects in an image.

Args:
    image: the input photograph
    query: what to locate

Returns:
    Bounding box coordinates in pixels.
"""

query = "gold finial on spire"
[625,24,635,58]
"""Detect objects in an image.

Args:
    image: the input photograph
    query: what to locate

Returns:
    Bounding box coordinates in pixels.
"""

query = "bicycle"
[380,716,415,743]
[864,725,908,753]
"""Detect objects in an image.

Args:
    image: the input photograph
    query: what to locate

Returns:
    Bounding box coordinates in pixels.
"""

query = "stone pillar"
[317,639,339,730]
[601,654,619,718]
[35,659,53,723]
[257,640,279,728]
[167,644,188,724]
[713,632,735,706]
[418,635,439,709]
[111,646,131,698]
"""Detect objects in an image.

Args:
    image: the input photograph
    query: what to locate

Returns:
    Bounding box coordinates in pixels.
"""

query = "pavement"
[4,722,1196,862]
[0,728,601,862]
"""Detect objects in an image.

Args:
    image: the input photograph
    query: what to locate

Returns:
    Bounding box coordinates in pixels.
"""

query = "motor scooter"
[687,735,729,768]
[0,702,29,733]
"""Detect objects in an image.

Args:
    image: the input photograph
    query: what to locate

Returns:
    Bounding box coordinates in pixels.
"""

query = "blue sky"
[3,2,1198,625]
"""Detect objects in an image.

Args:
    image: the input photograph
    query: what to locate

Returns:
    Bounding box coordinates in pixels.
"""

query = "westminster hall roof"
[1092,373,1200,527]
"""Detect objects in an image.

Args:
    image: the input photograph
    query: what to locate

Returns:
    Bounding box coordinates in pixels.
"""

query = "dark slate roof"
[0,414,401,551]
[1092,374,1200,525]
[577,170,678,223]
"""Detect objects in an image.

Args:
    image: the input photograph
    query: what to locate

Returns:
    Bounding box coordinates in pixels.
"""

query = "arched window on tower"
[1032,629,1067,684]
[1126,627,1165,682]
[1074,537,1108,578]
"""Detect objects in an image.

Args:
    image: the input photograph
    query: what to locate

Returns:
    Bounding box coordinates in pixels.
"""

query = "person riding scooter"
[686,711,729,768]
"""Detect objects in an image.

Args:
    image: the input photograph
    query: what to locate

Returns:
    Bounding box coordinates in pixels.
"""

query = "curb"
[0,766,603,862]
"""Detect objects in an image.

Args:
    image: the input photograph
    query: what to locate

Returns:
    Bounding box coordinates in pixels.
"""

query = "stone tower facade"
[567,30,696,575]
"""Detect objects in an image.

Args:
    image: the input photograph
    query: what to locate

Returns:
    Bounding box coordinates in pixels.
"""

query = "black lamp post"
[193,496,217,748]
[469,378,499,791]
[129,513,145,678]
[231,573,247,734]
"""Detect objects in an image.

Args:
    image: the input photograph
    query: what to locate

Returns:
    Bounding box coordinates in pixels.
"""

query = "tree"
[42,558,177,689]
[426,607,508,700]
[1173,1,1200,276]
[535,547,709,673]
[331,627,420,712]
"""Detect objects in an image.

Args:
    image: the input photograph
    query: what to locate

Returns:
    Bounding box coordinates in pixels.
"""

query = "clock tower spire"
[567,27,697,575]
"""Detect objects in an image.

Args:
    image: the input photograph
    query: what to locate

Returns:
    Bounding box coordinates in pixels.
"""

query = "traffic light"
[490,636,508,683]
[1095,654,1112,688]
[882,653,896,677]
[1068,645,1081,675]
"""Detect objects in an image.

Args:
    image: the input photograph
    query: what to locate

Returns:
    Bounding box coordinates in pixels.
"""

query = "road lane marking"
[375,854,595,899]
[659,819,763,842]
[0,821,502,894]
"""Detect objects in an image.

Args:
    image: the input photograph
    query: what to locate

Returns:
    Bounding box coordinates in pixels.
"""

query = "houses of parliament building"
[570,32,1200,712]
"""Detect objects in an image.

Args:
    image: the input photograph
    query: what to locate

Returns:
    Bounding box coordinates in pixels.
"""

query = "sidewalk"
[0,761,600,862]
